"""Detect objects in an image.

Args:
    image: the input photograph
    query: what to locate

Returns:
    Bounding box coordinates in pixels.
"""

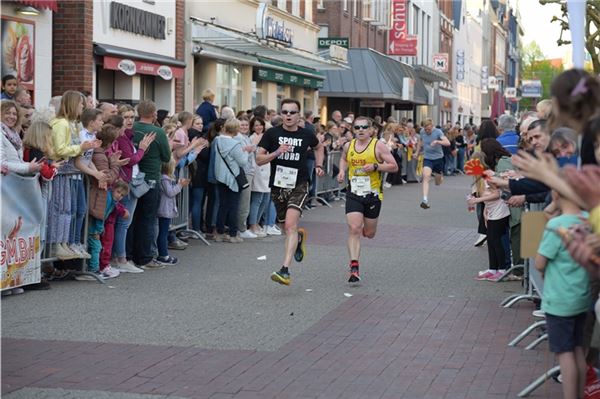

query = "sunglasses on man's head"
[354,124,370,130]
[281,110,299,115]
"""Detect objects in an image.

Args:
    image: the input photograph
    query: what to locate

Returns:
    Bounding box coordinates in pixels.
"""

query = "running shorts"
[271,181,309,223]
[423,158,444,175]
[345,192,382,219]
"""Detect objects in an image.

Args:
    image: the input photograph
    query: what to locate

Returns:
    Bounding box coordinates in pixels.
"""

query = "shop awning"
[190,18,347,72]
[94,44,186,80]
[320,48,428,104]
[14,0,57,12]
[414,65,449,83]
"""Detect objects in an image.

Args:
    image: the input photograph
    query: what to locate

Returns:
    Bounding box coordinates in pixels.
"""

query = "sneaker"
[55,243,77,260]
[434,173,443,186]
[532,310,545,318]
[383,182,392,189]
[486,271,503,282]
[294,228,307,262]
[271,270,291,286]
[240,230,258,239]
[474,234,487,247]
[168,239,187,250]
[225,236,243,243]
[100,266,120,279]
[156,255,179,265]
[75,272,105,281]
[252,228,267,238]
[213,233,225,242]
[11,287,25,295]
[348,266,360,283]
[140,259,166,270]
[114,261,144,274]
[420,201,430,209]
[266,225,282,236]
[475,271,495,281]
[74,244,91,259]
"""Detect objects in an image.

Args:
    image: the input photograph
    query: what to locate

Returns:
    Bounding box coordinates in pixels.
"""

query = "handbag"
[216,140,249,190]
[129,172,150,198]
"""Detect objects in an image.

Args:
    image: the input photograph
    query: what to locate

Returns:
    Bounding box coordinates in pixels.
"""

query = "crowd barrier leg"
[517,365,560,398]
[508,320,546,347]
[497,264,524,282]
[171,168,210,246]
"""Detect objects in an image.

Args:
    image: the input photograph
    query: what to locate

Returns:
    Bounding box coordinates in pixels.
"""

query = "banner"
[1,173,44,290]
[388,0,417,56]
[1,16,35,92]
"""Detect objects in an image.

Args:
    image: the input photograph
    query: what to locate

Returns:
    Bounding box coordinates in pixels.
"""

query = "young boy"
[79,180,130,280]
[536,190,591,399]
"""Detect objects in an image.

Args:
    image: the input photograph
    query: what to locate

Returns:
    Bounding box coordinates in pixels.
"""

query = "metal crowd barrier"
[307,150,345,208]
[171,167,210,245]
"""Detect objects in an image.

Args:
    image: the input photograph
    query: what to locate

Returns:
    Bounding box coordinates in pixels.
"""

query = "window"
[343,0,348,12]
[216,63,242,113]
[412,5,419,35]
[317,0,325,9]
[277,0,286,10]
[292,0,300,16]
[251,81,263,108]
[141,75,155,102]
[318,24,329,37]
[362,0,373,20]
[353,0,358,17]
[276,84,285,110]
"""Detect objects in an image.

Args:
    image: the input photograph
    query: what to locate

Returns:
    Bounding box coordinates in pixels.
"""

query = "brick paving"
[3,295,561,398]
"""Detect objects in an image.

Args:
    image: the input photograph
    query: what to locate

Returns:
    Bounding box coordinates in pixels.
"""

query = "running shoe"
[486,271,504,282]
[420,201,430,209]
[266,225,282,236]
[140,259,166,270]
[156,255,178,265]
[348,266,360,283]
[294,228,307,262]
[475,271,494,281]
[271,269,291,286]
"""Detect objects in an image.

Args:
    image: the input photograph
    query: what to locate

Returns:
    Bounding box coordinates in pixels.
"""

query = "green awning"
[253,65,324,89]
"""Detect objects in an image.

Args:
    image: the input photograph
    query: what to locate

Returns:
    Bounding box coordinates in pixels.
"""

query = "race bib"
[274,165,298,189]
[350,176,372,196]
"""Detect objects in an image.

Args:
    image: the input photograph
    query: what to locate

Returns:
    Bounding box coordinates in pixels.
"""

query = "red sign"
[103,56,184,80]
[388,0,418,56]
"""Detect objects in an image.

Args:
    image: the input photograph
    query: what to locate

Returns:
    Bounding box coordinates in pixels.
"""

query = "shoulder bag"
[216,141,249,190]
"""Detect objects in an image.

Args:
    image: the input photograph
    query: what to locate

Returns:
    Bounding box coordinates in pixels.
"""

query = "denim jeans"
[157,217,171,258]
[190,187,206,231]
[444,153,456,175]
[248,191,270,225]
[113,192,137,258]
[130,186,160,265]
[216,184,241,237]
[87,217,104,272]
[456,147,466,172]
[265,197,277,226]
[205,183,220,231]
[69,178,87,244]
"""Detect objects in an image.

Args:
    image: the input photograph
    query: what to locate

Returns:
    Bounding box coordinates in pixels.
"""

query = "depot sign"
[388,0,417,56]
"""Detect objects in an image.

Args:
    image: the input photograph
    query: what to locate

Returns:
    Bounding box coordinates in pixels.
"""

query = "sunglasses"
[281,110,299,115]
[354,125,370,130]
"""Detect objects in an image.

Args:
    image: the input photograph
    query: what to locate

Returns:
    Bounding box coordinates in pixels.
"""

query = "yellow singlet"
[347,138,383,200]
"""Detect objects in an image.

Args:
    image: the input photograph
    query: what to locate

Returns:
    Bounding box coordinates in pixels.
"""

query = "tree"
[519,41,563,110]
[539,0,600,73]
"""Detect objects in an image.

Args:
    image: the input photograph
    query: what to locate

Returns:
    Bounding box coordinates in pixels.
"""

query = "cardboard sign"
[521,212,548,258]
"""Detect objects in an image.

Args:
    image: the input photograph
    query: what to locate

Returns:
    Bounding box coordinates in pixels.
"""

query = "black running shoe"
[348,266,360,283]
[294,228,307,262]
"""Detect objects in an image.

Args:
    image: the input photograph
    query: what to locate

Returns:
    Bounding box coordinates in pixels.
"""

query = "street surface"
[2,175,561,398]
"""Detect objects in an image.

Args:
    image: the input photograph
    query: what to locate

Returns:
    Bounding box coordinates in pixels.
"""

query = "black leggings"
[487,216,509,270]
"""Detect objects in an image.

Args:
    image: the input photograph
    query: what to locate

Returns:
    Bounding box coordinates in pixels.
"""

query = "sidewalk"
[2,176,561,398]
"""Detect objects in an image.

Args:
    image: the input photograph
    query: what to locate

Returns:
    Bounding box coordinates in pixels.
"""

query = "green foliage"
[520,41,564,110]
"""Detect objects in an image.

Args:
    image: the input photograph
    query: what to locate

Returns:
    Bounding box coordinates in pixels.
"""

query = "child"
[536,190,590,399]
[467,152,510,281]
[157,158,189,265]
[1,75,18,100]
[80,180,130,280]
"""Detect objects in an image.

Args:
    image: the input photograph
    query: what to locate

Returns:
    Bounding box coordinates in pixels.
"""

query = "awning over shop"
[320,48,428,104]
[190,18,347,72]
[414,65,449,83]
[94,44,186,80]
[14,0,57,12]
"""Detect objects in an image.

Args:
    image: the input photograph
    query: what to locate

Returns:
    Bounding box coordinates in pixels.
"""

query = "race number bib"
[350,176,372,196]
[274,165,298,189]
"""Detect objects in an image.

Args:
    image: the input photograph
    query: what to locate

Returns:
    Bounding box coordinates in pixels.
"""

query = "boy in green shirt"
[536,190,591,399]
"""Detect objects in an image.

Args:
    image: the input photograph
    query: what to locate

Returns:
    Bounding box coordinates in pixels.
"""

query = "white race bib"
[274,165,298,189]
[350,176,372,196]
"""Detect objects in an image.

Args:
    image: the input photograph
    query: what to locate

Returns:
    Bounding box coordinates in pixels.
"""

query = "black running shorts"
[345,192,382,219]
[271,182,309,223]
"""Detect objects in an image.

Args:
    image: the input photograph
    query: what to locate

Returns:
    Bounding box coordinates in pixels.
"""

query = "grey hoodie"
[214,135,248,192]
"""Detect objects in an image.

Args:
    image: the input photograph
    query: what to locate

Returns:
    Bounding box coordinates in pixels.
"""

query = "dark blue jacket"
[195,101,217,134]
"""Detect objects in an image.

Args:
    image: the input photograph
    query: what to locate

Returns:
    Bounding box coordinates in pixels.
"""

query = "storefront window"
[276,84,285,110]
[216,62,242,112]
[252,81,263,108]
[141,75,155,103]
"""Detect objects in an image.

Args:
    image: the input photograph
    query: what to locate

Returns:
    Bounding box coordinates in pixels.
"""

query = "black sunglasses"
[354,124,370,130]
[281,110,299,115]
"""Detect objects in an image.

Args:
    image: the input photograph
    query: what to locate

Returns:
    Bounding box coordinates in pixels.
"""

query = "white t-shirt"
[484,183,510,220]
[79,128,95,167]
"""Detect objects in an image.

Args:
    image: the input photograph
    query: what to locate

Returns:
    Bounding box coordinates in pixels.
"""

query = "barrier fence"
[308,150,345,207]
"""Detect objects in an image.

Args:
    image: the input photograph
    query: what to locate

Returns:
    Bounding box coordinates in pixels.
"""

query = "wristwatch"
[373,163,379,171]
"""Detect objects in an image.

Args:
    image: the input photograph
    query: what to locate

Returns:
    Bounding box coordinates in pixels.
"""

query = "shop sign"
[104,56,183,79]
[455,49,465,81]
[329,45,348,63]
[110,2,166,40]
[318,37,349,49]
[432,53,448,73]
[359,100,385,108]
[504,87,517,99]
[255,67,323,89]
[388,0,417,56]
[481,66,488,93]
[256,3,293,46]
[118,59,137,76]
[521,80,543,98]
[488,76,499,90]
